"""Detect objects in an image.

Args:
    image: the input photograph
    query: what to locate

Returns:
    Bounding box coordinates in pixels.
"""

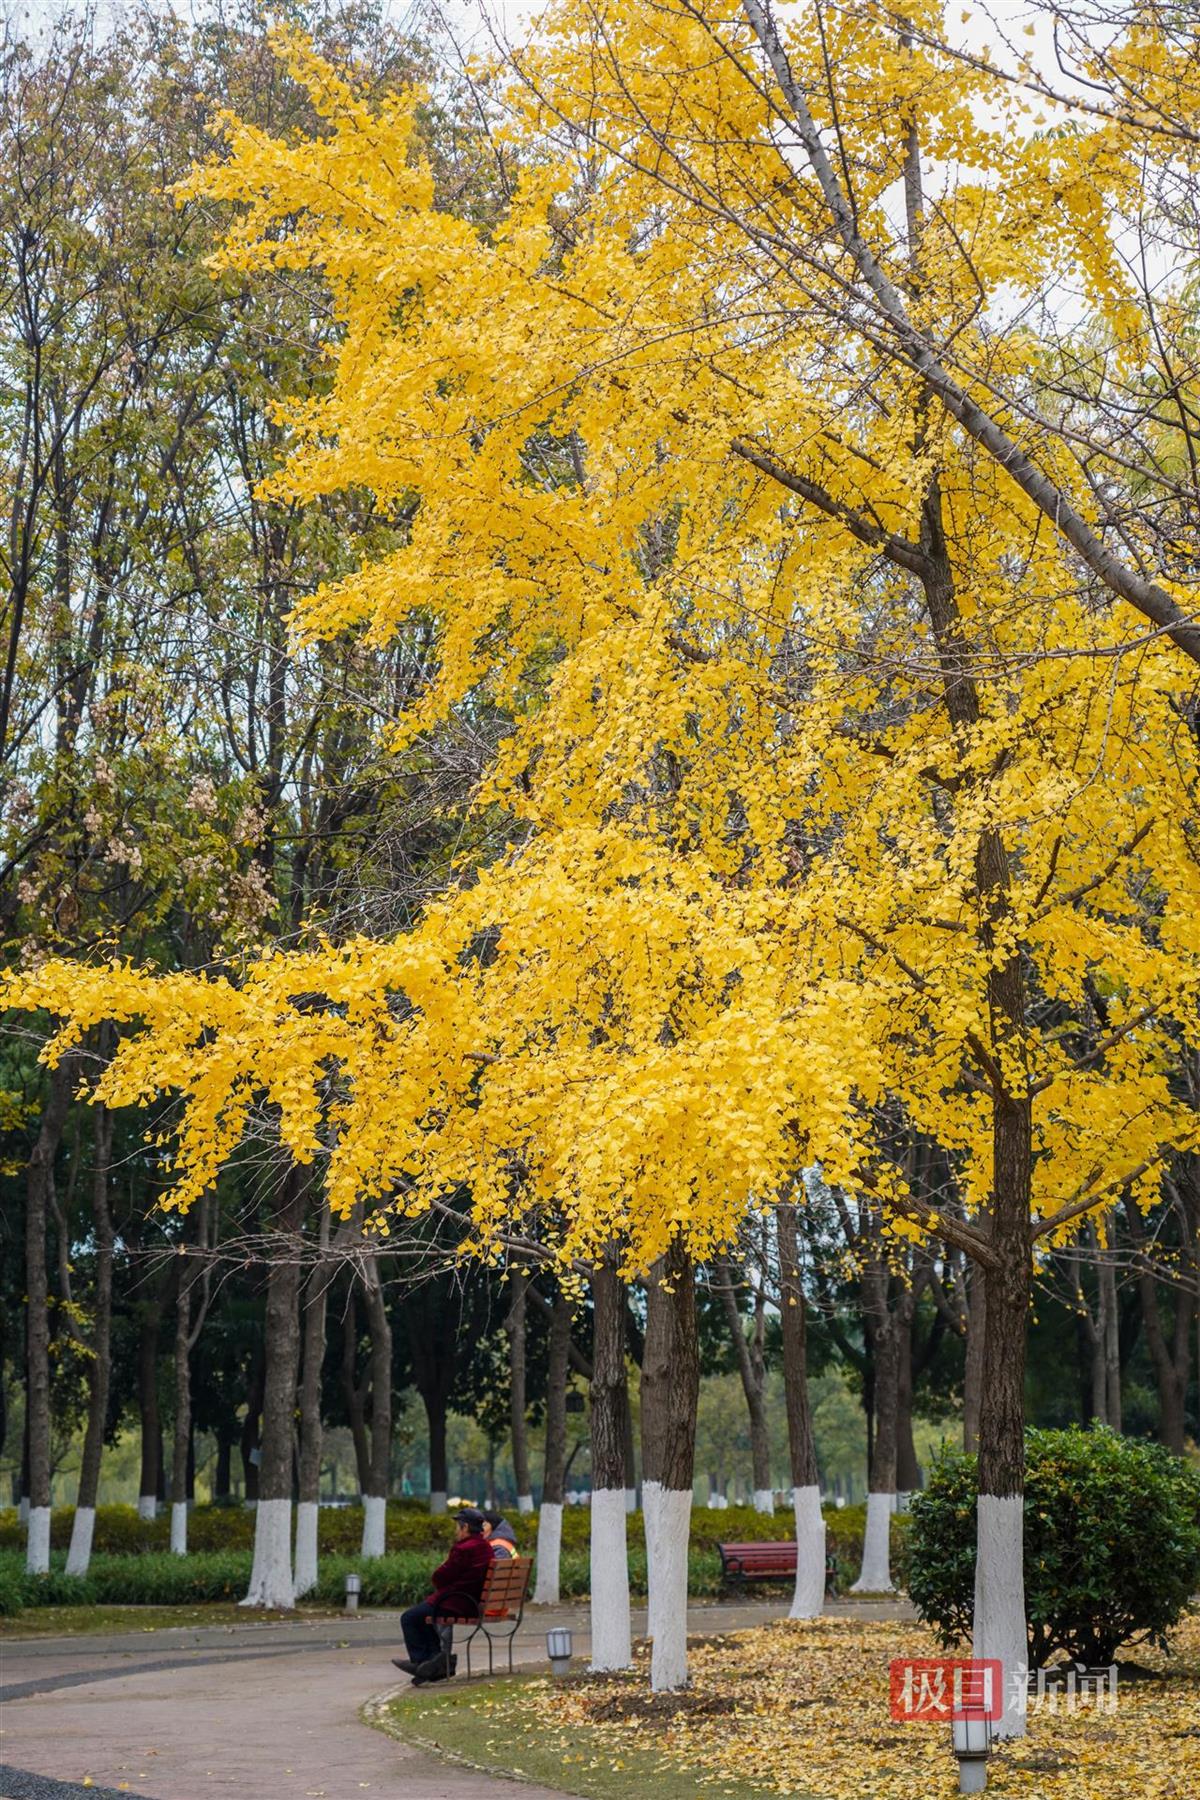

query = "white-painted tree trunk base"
[65,1505,95,1577]
[895,1491,912,1513]
[244,1497,258,1510]
[361,1493,386,1559]
[588,1487,632,1670]
[644,1481,691,1691]
[517,1493,534,1514]
[790,1485,826,1619]
[429,1490,447,1516]
[753,1488,775,1515]
[137,1494,157,1522]
[851,1490,896,1593]
[533,1500,563,1605]
[624,1488,637,1513]
[18,1497,29,1526]
[170,1501,188,1555]
[974,1492,1027,1739]
[241,1497,295,1609]
[294,1500,319,1598]
[26,1506,51,1575]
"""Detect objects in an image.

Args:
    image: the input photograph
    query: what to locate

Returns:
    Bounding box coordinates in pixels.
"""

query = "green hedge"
[0,1549,253,1611]
[0,1498,898,1570]
[0,1497,915,1617]
[908,1427,1200,1666]
[0,1500,455,1558]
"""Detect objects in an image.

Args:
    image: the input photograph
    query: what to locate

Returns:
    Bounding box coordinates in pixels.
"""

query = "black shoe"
[391,1657,418,1674]
[413,1651,449,1685]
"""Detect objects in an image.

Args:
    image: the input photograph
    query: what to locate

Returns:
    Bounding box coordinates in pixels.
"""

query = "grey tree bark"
[169,1200,212,1552]
[242,1172,305,1607]
[641,1242,699,1690]
[65,1103,114,1575]
[24,1059,76,1571]
[506,1271,533,1509]
[715,1253,773,1505]
[295,1205,331,1595]
[359,1245,392,1556]
[533,1294,573,1604]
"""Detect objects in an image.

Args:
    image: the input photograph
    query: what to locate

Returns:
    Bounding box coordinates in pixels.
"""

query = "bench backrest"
[481,1554,532,1618]
[718,1540,797,1570]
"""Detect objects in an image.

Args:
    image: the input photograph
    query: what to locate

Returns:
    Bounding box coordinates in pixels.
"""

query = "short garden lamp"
[546,1627,573,1676]
[951,1711,991,1794]
[344,1571,362,1615]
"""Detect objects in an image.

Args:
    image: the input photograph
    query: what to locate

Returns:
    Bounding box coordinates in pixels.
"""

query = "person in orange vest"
[481,1509,520,1559]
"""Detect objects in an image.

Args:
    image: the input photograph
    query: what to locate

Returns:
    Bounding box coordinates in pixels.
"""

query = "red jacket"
[426,1531,494,1613]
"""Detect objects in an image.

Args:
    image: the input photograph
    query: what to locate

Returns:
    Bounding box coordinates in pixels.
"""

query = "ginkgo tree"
[8,0,1200,1718]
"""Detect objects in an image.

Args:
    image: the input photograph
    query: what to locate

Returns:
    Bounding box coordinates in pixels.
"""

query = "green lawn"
[369,1675,779,1800]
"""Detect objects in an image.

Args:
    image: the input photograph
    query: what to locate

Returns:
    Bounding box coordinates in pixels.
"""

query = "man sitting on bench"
[392,1506,493,1685]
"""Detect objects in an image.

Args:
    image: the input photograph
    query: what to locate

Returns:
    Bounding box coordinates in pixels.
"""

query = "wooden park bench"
[716,1540,839,1594]
[435,1555,533,1679]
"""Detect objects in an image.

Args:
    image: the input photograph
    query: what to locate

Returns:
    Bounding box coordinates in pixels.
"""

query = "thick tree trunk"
[534,1296,571,1604]
[715,1256,773,1511]
[359,1249,392,1559]
[590,1255,633,1669]
[640,1242,699,1692]
[25,1060,75,1572]
[963,1260,987,1453]
[66,1105,114,1577]
[170,1260,194,1554]
[507,1272,534,1513]
[776,1200,825,1617]
[973,1095,1033,1740]
[240,1353,263,1505]
[339,1284,371,1495]
[137,1276,167,1521]
[242,1176,304,1608]
[18,1407,30,1521]
[169,1202,212,1556]
[852,1261,898,1594]
[915,484,1032,1736]
[295,1212,331,1599]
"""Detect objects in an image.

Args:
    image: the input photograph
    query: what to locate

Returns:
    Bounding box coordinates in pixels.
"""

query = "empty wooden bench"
[716,1540,839,1593]
[435,1555,533,1678]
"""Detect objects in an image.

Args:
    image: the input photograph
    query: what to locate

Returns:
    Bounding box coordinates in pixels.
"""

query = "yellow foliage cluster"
[7,3,1200,1269]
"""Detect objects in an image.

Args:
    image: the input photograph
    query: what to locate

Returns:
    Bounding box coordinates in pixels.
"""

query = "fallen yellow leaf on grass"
[520,1613,1200,1799]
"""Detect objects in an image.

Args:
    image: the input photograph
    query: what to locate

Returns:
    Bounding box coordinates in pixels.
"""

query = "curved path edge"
[362,1686,571,1797]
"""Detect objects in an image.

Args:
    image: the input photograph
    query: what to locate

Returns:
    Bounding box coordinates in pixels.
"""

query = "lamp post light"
[951,1712,991,1794]
[344,1571,362,1615]
[546,1627,573,1676]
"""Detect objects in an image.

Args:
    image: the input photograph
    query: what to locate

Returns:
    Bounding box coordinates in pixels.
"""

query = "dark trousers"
[401,1601,450,1664]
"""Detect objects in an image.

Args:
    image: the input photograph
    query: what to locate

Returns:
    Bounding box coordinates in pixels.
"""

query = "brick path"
[0,1598,914,1800]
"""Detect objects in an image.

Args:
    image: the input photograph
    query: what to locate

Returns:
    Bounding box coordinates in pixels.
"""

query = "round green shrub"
[907,1426,1200,1666]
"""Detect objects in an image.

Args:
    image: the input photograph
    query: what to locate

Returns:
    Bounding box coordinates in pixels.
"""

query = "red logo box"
[889,1657,1003,1722]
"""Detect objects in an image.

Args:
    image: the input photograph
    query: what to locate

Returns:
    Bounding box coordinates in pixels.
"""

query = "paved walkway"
[0,1598,914,1800]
